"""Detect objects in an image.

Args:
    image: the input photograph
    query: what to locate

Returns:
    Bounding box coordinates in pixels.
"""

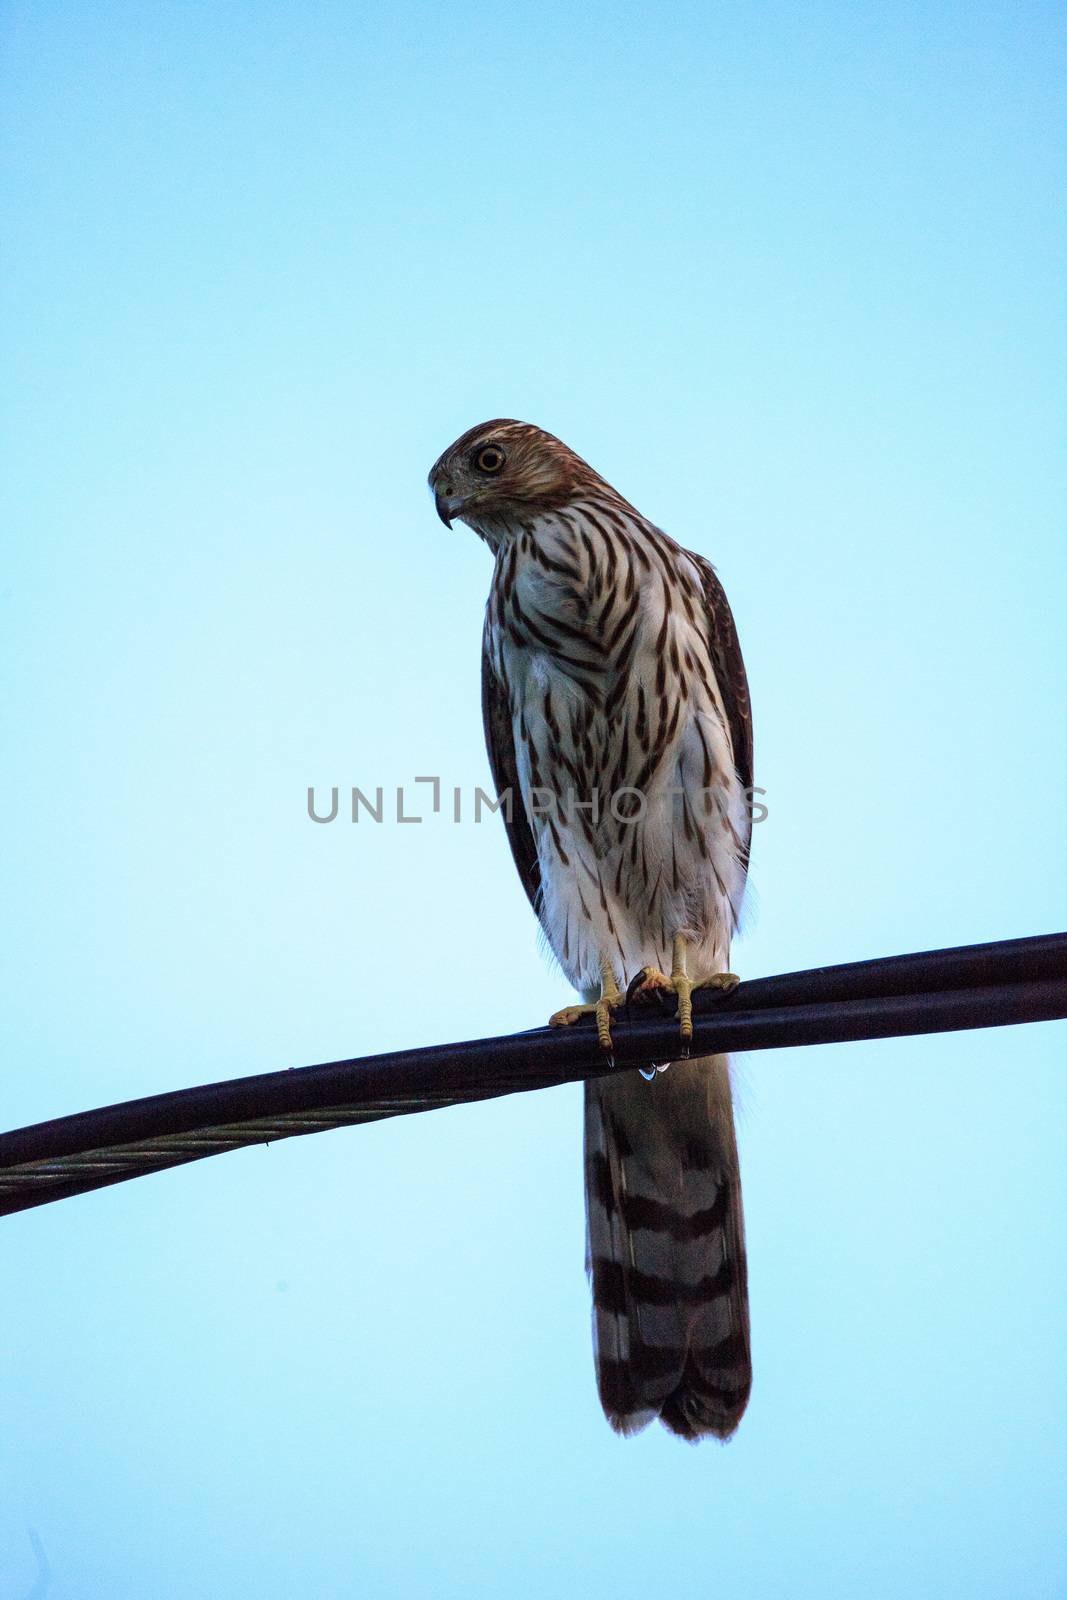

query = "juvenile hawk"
[429,420,753,1440]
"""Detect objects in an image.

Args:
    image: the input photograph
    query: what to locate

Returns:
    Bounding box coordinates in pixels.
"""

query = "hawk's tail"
[584,1055,751,1440]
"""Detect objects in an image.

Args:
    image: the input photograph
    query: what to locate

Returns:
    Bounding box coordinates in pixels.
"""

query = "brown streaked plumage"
[429,419,754,1441]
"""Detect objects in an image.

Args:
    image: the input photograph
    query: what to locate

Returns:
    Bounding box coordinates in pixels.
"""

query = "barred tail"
[584,1055,751,1441]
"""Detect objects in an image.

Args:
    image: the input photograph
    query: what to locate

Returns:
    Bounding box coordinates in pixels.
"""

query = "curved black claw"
[625,968,676,1013]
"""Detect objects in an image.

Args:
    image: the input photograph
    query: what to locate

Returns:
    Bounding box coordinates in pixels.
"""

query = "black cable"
[2,931,1064,1217]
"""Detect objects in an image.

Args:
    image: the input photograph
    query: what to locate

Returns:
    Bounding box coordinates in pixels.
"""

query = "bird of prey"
[429,420,753,1441]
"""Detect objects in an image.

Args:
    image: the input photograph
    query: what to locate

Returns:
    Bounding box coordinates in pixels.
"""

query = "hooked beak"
[433,484,465,528]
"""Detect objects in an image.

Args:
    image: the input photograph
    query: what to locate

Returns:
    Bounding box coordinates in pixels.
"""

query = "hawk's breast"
[489,509,747,989]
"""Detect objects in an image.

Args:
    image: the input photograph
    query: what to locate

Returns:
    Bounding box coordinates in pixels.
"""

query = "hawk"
[429,420,753,1441]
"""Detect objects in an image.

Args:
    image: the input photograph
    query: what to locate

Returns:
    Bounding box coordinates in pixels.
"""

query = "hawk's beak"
[433,485,463,528]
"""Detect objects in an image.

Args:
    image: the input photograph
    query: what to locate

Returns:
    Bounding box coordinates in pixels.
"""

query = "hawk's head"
[428,419,602,534]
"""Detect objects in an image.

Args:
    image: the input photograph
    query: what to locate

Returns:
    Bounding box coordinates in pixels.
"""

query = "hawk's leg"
[627,934,739,1045]
[549,956,625,1052]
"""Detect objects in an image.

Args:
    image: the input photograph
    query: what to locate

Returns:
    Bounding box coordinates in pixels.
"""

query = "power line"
[2,931,1065,1218]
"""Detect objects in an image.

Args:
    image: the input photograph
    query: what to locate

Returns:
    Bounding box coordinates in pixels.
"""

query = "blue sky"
[1,2,1065,1596]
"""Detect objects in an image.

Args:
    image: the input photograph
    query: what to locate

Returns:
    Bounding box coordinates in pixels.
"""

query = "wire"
[2,931,1065,1217]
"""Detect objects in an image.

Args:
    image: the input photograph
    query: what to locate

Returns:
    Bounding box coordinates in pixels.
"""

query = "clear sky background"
[2,2,1065,1596]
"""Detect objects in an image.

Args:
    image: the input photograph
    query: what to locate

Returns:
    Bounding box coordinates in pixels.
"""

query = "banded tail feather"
[585,1055,751,1441]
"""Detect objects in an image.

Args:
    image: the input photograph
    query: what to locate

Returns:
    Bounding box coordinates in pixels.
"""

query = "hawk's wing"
[692,554,753,798]
[481,636,542,916]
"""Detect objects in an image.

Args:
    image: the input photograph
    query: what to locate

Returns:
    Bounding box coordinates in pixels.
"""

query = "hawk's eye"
[474,444,506,475]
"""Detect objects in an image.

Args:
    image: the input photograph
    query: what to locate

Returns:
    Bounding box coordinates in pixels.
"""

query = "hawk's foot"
[679,970,741,1043]
[549,957,624,1053]
[628,941,741,1047]
[549,993,626,1052]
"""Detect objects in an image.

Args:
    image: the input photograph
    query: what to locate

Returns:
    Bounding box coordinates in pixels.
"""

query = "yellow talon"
[550,1005,588,1028]
[549,957,624,1052]
[626,940,740,1047]
[701,971,741,994]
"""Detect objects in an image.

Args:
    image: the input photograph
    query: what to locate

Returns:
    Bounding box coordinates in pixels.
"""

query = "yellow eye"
[474,444,506,474]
